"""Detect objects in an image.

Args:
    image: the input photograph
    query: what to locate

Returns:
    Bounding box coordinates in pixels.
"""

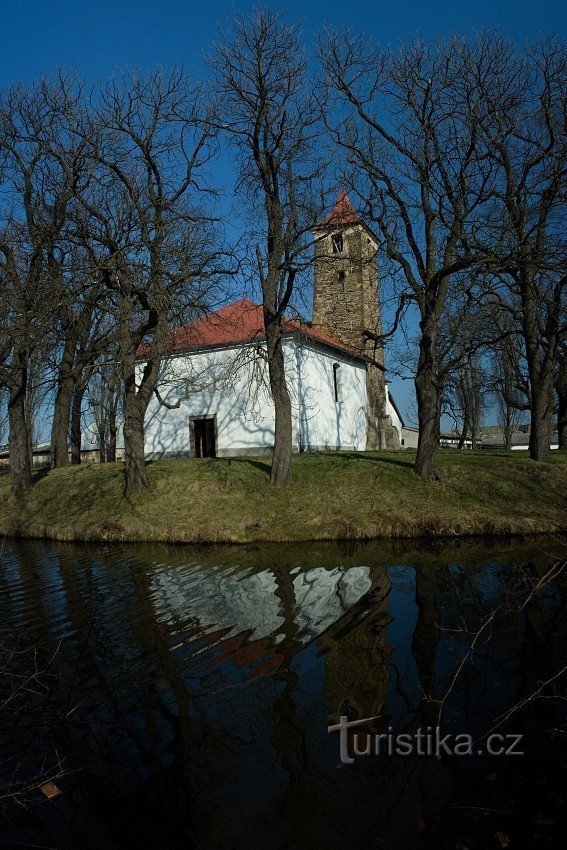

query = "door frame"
[189,415,218,458]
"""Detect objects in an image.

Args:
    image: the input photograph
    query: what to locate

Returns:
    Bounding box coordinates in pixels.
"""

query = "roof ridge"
[138,297,364,360]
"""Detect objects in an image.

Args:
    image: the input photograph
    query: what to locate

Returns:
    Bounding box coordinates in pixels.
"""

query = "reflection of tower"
[312,190,398,449]
[318,568,392,725]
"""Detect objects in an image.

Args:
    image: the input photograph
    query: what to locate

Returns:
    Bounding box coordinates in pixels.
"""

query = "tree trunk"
[457,420,468,451]
[414,325,441,480]
[97,425,107,463]
[70,386,84,465]
[265,320,292,487]
[51,351,74,468]
[123,369,150,492]
[556,356,566,451]
[529,380,553,462]
[107,404,117,463]
[123,399,149,492]
[504,425,513,451]
[520,269,556,463]
[8,376,33,495]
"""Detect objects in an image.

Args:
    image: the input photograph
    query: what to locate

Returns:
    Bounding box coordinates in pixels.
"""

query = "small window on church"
[331,232,343,253]
[333,363,342,403]
[338,270,346,282]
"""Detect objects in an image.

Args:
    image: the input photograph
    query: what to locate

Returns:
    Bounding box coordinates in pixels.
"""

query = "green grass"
[0,450,565,544]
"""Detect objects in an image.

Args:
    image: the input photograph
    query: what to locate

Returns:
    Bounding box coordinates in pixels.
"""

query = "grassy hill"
[0,450,565,544]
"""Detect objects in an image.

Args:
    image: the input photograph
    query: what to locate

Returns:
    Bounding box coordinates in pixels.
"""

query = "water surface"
[0,537,565,849]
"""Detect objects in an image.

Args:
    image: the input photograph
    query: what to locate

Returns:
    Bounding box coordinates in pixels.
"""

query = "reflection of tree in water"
[321,572,392,724]
[1,540,565,850]
[411,563,440,722]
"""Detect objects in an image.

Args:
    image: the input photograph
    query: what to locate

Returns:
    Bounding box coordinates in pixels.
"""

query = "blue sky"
[1,1,564,425]
[1,1,565,86]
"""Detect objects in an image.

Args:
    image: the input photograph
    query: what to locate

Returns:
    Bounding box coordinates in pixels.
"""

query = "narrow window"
[331,232,343,253]
[333,363,341,403]
[338,270,346,282]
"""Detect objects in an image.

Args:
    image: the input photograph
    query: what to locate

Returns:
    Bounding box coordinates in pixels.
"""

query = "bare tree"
[0,77,85,493]
[320,33,493,479]
[77,68,224,493]
[555,339,567,450]
[211,9,324,486]
[471,36,567,461]
[490,324,528,449]
[87,356,122,462]
[455,358,486,449]
[49,257,116,467]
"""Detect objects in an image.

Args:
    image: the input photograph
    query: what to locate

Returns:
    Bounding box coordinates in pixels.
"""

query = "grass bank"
[0,450,565,544]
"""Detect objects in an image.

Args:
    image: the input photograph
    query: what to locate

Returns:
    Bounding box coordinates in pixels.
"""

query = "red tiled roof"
[314,189,378,241]
[138,298,362,359]
[321,188,362,227]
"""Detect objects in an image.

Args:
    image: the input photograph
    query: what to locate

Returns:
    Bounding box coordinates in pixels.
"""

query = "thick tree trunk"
[121,320,161,493]
[123,398,149,492]
[123,368,150,493]
[520,269,556,463]
[8,377,33,495]
[556,356,566,451]
[51,362,74,468]
[529,380,553,462]
[70,386,85,465]
[265,320,292,487]
[414,326,441,480]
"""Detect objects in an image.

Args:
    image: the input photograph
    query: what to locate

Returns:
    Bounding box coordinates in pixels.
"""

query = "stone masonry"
[312,190,399,449]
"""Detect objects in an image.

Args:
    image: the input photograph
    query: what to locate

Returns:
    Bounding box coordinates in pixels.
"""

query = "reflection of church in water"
[151,558,392,724]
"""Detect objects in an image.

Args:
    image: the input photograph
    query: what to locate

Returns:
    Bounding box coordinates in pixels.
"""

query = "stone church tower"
[312,190,398,449]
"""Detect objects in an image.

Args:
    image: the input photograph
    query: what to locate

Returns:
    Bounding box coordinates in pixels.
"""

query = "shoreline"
[1,521,565,547]
[1,450,565,547]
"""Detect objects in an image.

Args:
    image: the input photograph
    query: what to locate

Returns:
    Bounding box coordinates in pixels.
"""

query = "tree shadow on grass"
[311,450,415,471]
[224,456,272,475]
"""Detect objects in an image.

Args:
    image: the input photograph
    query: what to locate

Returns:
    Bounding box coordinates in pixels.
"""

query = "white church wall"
[290,340,368,451]
[142,343,277,457]
[141,335,369,457]
[385,385,403,443]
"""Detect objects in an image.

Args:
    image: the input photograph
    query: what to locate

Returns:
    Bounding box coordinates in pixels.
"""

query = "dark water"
[0,537,565,850]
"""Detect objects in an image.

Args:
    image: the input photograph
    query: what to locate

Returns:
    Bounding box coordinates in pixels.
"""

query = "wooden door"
[193,418,216,458]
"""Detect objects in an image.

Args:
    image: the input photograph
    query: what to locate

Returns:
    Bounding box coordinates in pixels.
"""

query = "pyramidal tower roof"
[323,188,362,226]
[314,189,378,240]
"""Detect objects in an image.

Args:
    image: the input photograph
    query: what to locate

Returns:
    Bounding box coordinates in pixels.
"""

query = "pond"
[0,537,565,849]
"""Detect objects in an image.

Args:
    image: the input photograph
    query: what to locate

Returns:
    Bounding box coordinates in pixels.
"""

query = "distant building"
[401,426,419,449]
[0,434,125,469]
[478,424,559,450]
[0,443,51,468]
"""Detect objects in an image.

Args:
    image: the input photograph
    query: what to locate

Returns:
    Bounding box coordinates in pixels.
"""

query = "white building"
[142,298,403,458]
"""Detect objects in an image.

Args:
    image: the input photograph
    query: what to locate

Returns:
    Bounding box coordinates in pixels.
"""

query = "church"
[141,191,403,459]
